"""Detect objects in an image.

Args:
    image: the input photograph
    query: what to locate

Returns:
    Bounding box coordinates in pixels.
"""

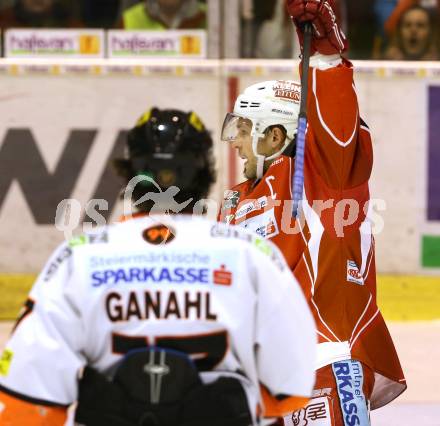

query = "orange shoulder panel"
[260,385,309,418]
[0,391,67,426]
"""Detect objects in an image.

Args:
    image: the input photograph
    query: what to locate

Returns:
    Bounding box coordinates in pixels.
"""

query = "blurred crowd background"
[0,0,439,60]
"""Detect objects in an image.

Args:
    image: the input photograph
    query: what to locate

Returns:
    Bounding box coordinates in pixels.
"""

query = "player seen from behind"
[219,1,407,425]
[0,108,316,426]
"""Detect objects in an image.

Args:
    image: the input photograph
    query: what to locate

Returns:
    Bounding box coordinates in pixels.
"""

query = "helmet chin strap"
[252,132,265,179]
[256,154,265,179]
[252,131,292,180]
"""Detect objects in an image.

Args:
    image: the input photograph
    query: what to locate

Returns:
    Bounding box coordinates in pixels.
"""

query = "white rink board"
[0,60,226,271]
[0,59,439,274]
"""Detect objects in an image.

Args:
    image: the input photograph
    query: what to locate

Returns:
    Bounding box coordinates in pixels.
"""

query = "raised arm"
[287,0,372,189]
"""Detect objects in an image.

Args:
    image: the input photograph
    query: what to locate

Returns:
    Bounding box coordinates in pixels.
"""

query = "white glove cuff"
[309,53,342,70]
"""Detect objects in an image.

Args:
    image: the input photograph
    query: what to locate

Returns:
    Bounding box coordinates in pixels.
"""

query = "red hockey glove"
[286,0,348,55]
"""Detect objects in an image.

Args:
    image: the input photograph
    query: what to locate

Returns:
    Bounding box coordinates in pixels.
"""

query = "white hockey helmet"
[221,80,301,178]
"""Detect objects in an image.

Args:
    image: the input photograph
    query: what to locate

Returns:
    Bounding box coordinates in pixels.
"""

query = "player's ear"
[270,127,287,149]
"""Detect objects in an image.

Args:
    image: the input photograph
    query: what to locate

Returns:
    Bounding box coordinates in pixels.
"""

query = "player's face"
[400,9,431,58]
[230,118,258,179]
[230,120,285,179]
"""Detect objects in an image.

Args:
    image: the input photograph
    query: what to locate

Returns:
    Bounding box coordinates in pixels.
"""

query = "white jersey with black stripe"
[0,214,316,423]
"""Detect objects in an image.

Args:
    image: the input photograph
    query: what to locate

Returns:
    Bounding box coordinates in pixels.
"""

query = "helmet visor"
[221,113,253,142]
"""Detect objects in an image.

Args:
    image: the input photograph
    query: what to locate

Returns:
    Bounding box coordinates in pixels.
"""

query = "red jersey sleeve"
[306,60,373,190]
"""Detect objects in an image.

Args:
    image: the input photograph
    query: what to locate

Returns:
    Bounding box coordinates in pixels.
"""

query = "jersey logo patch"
[347,260,364,285]
[222,190,240,210]
[241,208,279,239]
[213,265,233,286]
[235,196,268,220]
[69,230,108,247]
[0,349,14,377]
[285,396,333,426]
[143,224,176,245]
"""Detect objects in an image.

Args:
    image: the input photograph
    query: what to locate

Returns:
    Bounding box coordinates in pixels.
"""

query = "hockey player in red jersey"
[219,1,407,425]
[0,108,316,425]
